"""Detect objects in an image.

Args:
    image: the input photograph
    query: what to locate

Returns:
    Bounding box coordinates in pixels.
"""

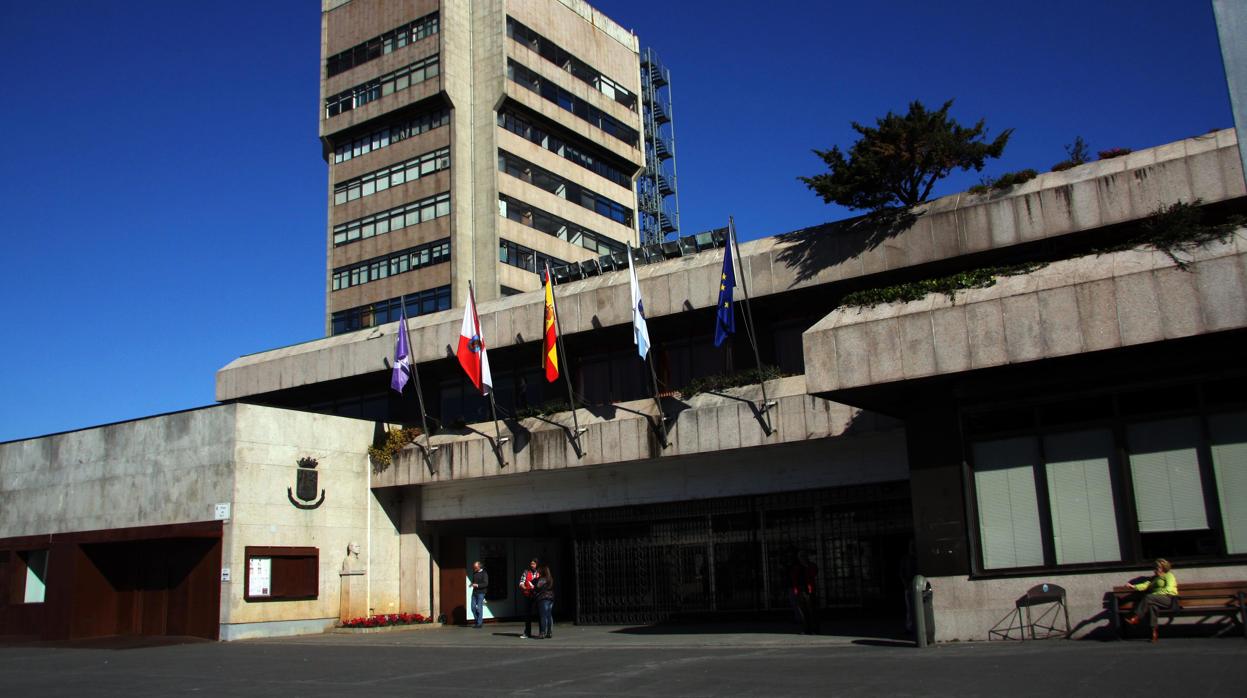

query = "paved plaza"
[1,622,1244,697]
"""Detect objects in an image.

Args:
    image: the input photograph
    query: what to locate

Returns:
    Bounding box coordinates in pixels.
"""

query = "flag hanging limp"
[391,309,414,393]
[628,247,651,359]
[542,265,560,383]
[714,234,736,347]
[456,284,493,395]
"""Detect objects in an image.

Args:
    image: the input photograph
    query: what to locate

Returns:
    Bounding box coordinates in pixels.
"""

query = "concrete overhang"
[219,130,1244,403]
[802,232,1247,405]
[372,375,903,489]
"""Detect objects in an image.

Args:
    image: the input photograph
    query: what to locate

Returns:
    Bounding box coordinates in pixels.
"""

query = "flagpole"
[400,297,440,469]
[729,216,775,433]
[469,281,508,466]
[629,245,668,448]
[547,264,586,457]
[646,350,668,448]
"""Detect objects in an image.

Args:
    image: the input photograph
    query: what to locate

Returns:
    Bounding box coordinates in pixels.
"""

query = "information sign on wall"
[248,557,272,598]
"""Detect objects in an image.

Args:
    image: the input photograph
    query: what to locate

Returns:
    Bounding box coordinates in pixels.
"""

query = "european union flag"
[713,241,736,347]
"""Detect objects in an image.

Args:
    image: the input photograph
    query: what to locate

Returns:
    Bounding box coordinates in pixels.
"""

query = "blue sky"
[0,1,1233,442]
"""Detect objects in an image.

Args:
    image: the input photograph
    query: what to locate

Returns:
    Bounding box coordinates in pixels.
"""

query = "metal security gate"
[572,483,911,625]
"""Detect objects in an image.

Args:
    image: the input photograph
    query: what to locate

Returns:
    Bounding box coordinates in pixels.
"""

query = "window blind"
[1043,429,1121,564]
[974,437,1044,569]
[1209,411,1247,554]
[1127,418,1208,532]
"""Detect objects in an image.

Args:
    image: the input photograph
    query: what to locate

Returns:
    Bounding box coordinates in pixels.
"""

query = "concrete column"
[399,486,438,618]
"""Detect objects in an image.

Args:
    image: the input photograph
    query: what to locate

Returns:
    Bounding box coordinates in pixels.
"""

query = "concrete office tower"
[320,0,645,336]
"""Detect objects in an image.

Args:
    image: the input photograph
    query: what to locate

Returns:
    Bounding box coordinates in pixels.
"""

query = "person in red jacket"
[517,558,540,639]
[789,550,820,635]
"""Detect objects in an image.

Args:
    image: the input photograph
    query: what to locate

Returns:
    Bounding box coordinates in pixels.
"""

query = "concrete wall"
[0,406,237,538]
[375,376,900,488]
[419,430,909,521]
[220,130,1245,403]
[804,231,1247,394]
[0,404,406,641]
[219,405,393,640]
[930,563,1247,642]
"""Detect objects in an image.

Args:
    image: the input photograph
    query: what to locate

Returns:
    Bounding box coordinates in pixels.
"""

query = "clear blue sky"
[0,1,1233,442]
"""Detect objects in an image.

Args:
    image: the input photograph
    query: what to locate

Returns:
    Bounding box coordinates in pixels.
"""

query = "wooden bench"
[1109,581,1247,639]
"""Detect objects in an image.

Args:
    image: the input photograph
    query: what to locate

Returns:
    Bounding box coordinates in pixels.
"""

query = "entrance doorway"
[463,537,562,622]
[572,482,912,624]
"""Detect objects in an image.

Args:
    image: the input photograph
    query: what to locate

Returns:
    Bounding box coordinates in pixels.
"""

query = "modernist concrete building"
[4,128,1246,642]
[321,0,645,336]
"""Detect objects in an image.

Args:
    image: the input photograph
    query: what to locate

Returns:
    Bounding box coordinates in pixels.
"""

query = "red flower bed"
[341,612,431,628]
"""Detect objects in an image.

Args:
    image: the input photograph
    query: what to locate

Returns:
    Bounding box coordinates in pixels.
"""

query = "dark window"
[506,17,637,111]
[506,60,639,147]
[326,12,439,77]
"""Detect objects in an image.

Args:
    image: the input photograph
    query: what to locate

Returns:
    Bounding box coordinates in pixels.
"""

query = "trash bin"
[912,575,935,647]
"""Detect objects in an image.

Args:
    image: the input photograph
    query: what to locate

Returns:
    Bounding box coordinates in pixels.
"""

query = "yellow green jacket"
[1133,571,1178,596]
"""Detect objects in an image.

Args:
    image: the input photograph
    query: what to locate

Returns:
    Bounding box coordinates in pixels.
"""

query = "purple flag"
[391,310,413,393]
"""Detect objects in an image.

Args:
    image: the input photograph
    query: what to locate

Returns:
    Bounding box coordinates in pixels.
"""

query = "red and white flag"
[456,284,492,395]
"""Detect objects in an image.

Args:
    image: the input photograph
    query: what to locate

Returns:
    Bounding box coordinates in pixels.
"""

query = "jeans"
[471,590,486,627]
[538,598,554,637]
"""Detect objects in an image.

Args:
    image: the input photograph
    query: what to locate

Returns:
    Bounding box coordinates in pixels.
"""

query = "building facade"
[4,122,1245,640]
[321,0,645,336]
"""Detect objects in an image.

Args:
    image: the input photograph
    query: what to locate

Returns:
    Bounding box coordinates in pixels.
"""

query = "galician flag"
[628,246,651,359]
[456,284,493,395]
[391,308,414,393]
[542,264,560,383]
[713,230,736,347]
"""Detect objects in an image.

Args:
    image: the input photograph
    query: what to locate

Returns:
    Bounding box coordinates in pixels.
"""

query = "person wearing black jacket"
[470,561,489,628]
[534,563,555,639]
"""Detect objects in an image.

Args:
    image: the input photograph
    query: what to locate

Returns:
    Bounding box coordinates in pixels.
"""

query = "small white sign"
[248,557,272,598]
[221,568,231,582]
[214,503,231,521]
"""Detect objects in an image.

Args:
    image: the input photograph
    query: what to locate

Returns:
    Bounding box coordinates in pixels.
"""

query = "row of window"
[507,60,639,147]
[333,108,449,164]
[499,238,570,276]
[971,408,1247,571]
[325,55,440,118]
[498,194,626,256]
[505,16,637,112]
[331,286,451,336]
[332,192,450,246]
[331,239,451,291]
[334,147,450,206]
[498,149,633,227]
[326,12,439,77]
[498,109,632,189]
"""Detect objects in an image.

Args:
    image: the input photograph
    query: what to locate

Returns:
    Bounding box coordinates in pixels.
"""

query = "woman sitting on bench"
[1124,558,1178,642]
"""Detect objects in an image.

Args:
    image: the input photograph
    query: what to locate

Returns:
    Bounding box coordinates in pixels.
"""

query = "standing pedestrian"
[470,560,489,628]
[789,550,820,635]
[518,558,541,639]
[534,563,555,639]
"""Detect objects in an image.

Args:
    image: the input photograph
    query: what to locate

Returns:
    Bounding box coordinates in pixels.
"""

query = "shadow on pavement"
[0,635,213,651]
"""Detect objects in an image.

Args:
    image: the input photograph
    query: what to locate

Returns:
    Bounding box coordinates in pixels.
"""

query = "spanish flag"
[542,264,560,382]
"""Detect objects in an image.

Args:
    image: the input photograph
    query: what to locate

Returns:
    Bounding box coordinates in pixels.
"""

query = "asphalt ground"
[1,621,1244,697]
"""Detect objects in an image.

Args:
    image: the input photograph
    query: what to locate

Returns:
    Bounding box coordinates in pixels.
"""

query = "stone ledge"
[803,233,1247,394]
[374,375,899,488]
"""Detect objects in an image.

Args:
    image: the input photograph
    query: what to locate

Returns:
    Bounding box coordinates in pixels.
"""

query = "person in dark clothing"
[789,550,820,635]
[534,563,555,639]
[470,560,489,628]
[518,558,540,639]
